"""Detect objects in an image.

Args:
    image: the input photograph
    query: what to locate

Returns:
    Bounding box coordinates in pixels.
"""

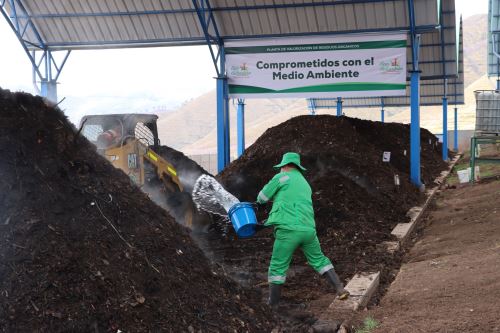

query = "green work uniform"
[257,169,333,285]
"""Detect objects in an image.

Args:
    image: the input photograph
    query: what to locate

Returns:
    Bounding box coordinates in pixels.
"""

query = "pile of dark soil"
[155,145,211,193]
[209,115,449,304]
[0,89,275,332]
[153,145,213,231]
[344,117,450,185]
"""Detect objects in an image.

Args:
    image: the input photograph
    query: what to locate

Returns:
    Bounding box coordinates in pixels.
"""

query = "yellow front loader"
[79,114,193,228]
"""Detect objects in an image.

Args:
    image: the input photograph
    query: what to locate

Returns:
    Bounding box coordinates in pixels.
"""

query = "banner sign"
[225,34,407,98]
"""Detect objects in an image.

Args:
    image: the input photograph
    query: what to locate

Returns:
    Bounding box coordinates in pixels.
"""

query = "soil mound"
[343,117,448,185]
[0,89,274,332]
[212,115,449,301]
[155,145,211,193]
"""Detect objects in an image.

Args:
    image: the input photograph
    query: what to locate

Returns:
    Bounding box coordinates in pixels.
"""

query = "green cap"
[273,152,306,171]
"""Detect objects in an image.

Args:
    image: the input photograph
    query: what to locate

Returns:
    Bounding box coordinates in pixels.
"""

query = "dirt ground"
[357,180,500,333]
[210,115,446,305]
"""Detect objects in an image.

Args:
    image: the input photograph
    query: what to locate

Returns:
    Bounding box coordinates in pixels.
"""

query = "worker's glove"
[255,219,268,232]
[252,201,262,209]
[252,202,266,213]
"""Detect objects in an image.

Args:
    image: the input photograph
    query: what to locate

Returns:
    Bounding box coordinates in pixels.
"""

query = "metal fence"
[187,154,237,175]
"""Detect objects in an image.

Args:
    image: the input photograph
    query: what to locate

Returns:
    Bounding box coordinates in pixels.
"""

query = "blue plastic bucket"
[228,202,257,238]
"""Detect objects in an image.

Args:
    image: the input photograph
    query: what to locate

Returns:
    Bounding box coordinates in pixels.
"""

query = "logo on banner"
[379,57,403,74]
[230,63,252,78]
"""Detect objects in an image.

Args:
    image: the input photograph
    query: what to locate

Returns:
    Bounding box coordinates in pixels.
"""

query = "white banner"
[226,34,407,99]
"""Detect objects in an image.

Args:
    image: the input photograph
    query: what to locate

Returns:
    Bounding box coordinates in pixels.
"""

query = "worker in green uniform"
[256,152,349,308]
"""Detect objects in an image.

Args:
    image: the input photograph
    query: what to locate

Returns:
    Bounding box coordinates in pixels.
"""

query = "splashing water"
[192,174,240,217]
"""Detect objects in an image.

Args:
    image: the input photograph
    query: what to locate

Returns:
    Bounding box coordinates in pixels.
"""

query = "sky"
[0,0,489,125]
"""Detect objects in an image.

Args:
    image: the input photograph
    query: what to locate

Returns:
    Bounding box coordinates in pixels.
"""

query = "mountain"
[462,14,488,87]
[157,94,307,153]
[158,14,490,155]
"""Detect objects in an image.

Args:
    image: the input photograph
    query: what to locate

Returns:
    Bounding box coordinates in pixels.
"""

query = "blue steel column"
[410,70,421,186]
[40,80,57,102]
[237,99,245,157]
[216,76,226,172]
[439,0,449,162]
[380,98,385,123]
[307,98,316,115]
[0,2,70,103]
[223,63,230,166]
[442,96,448,161]
[454,107,458,151]
[40,51,57,102]
[191,0,227,171]
[336,97,343,116]
[33,50,70,102]
[216,46,229,172]
[408,0,422,187]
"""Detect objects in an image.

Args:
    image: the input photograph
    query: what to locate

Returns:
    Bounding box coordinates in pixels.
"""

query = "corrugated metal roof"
[212,0,439,39]
[2,0,440,50]
[311,0,462,108]
[408,0,457,79]
[3,0,205,49]
[2,0,458,94]
[488,0,500,76]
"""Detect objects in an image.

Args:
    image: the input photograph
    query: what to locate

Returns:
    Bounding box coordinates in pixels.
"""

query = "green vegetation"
[356,316,379,333]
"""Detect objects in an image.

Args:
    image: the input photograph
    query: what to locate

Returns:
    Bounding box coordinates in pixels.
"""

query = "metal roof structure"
[312,18,464,108]
[451,15,464,105]
[310,0,462,109]
[488,0,500,78]
[1,0,456,186]
[407,0,457,79]
[2,0,440,50]
[0,0,453,81]
[1,0,446,99]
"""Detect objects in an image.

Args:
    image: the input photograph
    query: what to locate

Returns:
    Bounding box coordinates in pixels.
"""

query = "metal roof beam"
[211,0,407,12]
[13,1,413,19]
[42,37,208,50]
[13,8,198,19]
[1,0,44,78]
[1,0,70,101]
[40,24,442,50]
[52,50,71,81]
[221,25,440,40]
[10,0,45,47]
[192,0,223,76]
[192,0,229,171]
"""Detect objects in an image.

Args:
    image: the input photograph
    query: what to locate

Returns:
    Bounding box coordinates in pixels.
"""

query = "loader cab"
[80,114,160,150]
[79,114,161,186]
[79,114,196,230]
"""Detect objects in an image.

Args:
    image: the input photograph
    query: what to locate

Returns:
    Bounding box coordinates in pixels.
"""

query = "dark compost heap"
[209,115,449,303]
[0,89,276,332]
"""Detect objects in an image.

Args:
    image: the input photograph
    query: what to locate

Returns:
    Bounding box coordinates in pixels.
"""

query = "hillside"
[158,95,307,153]
[463,14,488,87]
[158,14,489,155]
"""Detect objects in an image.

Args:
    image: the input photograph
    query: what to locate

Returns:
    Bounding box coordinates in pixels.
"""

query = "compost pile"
[0,89,275,332]
[155,145,210,193]
[148,145,213,231]
[212,115,448,301]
